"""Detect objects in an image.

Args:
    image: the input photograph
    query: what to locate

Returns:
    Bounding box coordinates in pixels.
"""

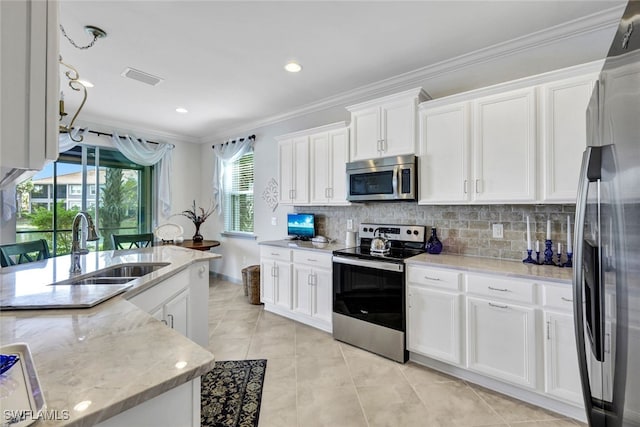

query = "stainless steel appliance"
[346,155,417,202]
[332,223,426,362]
[574,2,640,425]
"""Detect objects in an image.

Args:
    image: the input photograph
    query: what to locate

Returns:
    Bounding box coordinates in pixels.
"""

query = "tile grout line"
[465,380,511,426]
[339,343,372,427]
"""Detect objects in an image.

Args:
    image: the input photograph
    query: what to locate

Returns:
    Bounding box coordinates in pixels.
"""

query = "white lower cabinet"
[467,296,537,388]
[127,261,209,347]
[543,311,582,403]
[260,245,332,332]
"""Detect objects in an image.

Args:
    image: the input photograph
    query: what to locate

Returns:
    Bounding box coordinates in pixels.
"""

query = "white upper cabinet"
[473,88,537,202]
[418,103,471,203]
[277,122,349,206]
[309,126,349,205]
[418,62,601,205]
[540,75,596,202]
[347,88,429,161]
[0,0,59,188]
[278,136,309,205]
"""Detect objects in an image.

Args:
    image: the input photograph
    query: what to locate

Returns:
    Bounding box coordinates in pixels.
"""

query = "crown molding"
[201,4,623,144]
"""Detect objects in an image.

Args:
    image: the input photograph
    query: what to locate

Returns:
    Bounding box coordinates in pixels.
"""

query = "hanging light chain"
[59,24,103,50]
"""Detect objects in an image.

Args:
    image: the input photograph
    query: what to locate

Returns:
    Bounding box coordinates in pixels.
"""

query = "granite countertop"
[406,253,573,284]
[0,246,220,426]
[259,239,348,253]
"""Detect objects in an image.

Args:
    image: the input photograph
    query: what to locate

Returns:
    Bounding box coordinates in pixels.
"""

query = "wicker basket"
[242,265,261,305]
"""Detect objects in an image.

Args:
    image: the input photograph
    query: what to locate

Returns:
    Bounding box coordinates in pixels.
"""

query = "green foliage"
[25,202,79,255]
[99,168,125,250]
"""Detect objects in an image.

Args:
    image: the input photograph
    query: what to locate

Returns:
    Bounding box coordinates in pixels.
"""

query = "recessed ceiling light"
[284,61,302,73]
[176,107,188,114]
[78,79,94,88]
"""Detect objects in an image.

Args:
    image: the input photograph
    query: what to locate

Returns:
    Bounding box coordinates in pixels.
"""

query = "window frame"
[221,150,255,238]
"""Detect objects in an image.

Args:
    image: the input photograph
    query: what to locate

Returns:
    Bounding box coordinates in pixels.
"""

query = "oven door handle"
[332,255,404,272]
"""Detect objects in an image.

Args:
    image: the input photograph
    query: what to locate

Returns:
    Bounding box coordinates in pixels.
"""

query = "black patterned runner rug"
[201,359,267,427]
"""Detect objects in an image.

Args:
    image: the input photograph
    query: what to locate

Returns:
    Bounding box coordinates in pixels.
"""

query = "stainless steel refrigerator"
[574,1,640,426]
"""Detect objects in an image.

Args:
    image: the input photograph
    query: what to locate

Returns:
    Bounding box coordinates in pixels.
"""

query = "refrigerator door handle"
[574,146,596,416]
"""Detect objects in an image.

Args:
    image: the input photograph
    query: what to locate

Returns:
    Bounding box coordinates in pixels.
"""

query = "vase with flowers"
[179,201,214,242]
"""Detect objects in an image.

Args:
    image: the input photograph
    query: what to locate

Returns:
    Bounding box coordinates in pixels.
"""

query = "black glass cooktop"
[333,246,425,262]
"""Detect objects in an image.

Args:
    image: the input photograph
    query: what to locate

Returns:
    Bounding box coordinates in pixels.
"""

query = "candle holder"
[543,239,555,265]
[535,251,541,264]
[523,249,536,264]
[556,252,563,267]
[563,252,573,268]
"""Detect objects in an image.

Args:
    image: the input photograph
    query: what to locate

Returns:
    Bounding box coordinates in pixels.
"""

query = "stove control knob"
[406,230,411,235]
[413,230,419,235]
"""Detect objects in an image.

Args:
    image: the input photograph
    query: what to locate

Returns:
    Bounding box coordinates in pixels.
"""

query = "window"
[222,151,254,234]
[16,145,153,255]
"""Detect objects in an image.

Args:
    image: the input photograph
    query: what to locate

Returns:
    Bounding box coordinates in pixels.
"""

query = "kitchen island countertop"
[0,246,220,426]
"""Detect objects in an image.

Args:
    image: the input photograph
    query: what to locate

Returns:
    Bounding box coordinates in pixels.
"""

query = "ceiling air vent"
[121,67,164,86]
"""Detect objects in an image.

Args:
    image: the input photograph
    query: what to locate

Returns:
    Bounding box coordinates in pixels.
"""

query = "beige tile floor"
[207,278,587,427]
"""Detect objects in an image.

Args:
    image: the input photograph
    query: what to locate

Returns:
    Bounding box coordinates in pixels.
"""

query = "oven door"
[332,256,405,331]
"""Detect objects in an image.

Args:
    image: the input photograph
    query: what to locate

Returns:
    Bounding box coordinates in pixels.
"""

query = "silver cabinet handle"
[488,286,509,292]
[561,297,573,302]
[424,276,442,281]
[307,258,317,262]
[547,320,551,340]
[489,302,509,309]
[161,319,168,326]
[167,314,174,329]
[475,179,480,193]
[464,180,468,194]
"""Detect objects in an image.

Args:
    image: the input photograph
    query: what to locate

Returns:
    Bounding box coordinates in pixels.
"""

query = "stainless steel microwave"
[346,155,417,202]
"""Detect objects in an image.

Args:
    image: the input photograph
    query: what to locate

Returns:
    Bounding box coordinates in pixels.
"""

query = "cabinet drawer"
[260,246,292,261]
[466,274,536,304]
[542,283,574,311]
[407,266,461,291]
[293,250,332,268]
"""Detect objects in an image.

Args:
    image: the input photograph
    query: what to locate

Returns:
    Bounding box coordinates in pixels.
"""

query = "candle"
[526,216,531,250]
[558,242,562,254]
[546,220,551,240]
[567,216,572,253]
[536,240,540,253]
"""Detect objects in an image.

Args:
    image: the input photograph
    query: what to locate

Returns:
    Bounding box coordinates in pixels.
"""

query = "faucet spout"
[70,211,100,274]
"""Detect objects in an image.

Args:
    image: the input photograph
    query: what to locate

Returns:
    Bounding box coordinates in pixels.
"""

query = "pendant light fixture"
[59,24,107,142]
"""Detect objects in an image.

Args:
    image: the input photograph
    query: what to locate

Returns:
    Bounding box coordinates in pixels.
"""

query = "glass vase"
[426,227,443,254]
[192,221,204,242]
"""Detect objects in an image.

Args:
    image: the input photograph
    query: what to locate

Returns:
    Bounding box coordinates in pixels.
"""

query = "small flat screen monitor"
[287,213,315,240]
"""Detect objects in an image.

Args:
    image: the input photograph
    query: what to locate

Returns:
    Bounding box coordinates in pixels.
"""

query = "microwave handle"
[392,166,399,196]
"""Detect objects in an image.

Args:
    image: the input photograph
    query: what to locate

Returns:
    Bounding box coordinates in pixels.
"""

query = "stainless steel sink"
[49,262,170,286]
[87,262,170,279]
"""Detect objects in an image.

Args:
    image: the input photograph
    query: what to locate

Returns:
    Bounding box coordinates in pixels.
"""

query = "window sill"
[221,231,257,240]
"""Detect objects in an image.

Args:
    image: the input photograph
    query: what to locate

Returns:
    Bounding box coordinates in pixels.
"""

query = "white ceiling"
[59,1,626,144]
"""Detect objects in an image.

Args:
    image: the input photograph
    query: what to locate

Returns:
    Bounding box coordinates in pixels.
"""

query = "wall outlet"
[347,219,353,230]
[271,217,277,226]
[492,223,504,239]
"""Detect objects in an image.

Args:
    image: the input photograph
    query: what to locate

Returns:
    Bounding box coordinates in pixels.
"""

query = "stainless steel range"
[332,223,426,362]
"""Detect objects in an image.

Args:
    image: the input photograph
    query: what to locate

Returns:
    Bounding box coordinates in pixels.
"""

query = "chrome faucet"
[70,211,100,273]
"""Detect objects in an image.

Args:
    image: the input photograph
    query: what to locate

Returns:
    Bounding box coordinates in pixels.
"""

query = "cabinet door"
[350,107,380,161]
[327,128,349,204]
[291,136,309,203]
[274,260,292,309]
[473,88,536,202]
[260,260,275,304]
[419,103,471,203]
[293,265,313,316]
[164,289,189,337]
[407,286,462,365]
[541,76,595,202]
[544,311,582,404]
[278,139,294,204]
[381,98,416,157]
[309,133,331,204]
[312,267,332,324]
[467,297,537,388]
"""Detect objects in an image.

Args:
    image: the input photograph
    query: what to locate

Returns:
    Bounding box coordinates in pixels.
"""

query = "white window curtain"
[212,137,254,214]
[111,132,174,219]
[58,128,87,153]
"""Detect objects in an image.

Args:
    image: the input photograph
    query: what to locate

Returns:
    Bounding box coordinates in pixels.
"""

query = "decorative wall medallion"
[262,178,279,212]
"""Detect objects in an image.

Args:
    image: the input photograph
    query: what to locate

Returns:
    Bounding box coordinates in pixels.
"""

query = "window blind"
[223,151,254,233]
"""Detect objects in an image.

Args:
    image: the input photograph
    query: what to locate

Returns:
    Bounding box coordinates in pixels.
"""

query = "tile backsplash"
[297,203,576,261]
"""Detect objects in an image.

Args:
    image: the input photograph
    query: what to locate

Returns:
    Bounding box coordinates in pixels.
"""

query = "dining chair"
[111,233,154,250]
[0,239,51,267]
